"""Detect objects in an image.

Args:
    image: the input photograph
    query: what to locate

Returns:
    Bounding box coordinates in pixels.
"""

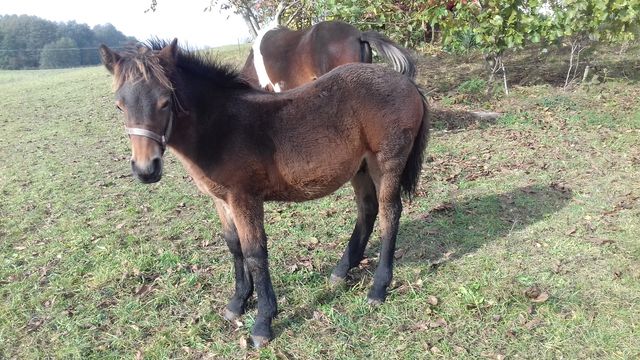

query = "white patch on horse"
[252,22,281,92]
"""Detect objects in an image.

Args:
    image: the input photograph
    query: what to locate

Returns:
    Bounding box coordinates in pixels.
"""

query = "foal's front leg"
[214,198,254,321]
[229,197,277,348]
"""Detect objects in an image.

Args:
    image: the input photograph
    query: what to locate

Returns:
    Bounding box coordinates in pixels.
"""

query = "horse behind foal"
[100,39,429,348]
[242,20,416,91]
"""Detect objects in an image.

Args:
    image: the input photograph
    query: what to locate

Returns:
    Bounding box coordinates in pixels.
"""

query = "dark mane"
[111,39,252,93]
[147,39,252,91]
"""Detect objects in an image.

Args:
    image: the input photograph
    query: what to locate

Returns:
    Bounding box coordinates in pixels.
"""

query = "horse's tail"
[400,88,430,199]
[360,31,416,80]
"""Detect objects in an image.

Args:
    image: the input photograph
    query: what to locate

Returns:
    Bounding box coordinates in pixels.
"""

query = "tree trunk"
[564,41,578,89]
[582,65,590,83]
[236,3,260,38]
[500,57,509,96]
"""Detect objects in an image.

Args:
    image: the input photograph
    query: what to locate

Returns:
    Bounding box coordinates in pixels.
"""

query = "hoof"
[223,308,241,322]
[329,273,346,286]
[251,335,271,348]
[367,297,384,306]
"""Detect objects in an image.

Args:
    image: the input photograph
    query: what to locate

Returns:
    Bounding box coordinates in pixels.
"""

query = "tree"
[93,23,135,47]
[320,0,421,45]
[0,15,135,69]
[0,15,58,69]
[540,0,640,88]
[57,21,97,65]
[204,0,283,37]
[40,37,81,69]
[440,0,543,95]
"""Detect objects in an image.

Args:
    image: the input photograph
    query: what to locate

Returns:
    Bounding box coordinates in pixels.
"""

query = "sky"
[1,0,252,48]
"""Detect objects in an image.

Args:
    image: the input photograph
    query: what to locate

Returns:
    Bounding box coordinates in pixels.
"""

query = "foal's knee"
[362,194,379,216]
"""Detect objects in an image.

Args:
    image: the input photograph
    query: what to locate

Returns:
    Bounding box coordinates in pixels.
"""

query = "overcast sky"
[1,0,252,48]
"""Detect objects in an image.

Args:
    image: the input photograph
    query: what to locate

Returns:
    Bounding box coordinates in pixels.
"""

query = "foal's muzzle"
[125,115,172,184]
[131,157,163,183]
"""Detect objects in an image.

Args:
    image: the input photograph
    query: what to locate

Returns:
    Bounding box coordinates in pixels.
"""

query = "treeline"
[0,15,136,69]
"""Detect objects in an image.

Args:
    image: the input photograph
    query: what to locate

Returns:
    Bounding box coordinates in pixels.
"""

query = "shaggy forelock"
[112,43,173,91]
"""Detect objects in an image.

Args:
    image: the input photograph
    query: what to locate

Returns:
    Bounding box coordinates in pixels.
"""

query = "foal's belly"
[268,147,365,202]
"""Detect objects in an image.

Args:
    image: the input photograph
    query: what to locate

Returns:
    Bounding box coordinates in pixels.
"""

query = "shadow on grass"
[271,183,572,336]
[395,183,572,266]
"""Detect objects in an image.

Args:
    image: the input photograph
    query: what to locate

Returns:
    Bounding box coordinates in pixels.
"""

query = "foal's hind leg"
[367,158,404,305]
[214,198,254,321]
[331,166,378,283]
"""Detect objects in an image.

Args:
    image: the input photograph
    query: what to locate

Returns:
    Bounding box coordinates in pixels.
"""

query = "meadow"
[1,44,639,359]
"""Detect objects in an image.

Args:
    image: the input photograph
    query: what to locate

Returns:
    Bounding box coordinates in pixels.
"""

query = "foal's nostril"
[152,158,162,173]
[130,157,163,183]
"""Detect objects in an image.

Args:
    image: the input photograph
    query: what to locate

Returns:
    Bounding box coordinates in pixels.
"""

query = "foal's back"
[235,63,425,201]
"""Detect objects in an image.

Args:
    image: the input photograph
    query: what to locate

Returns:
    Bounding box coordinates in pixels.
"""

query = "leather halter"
[125,111,174,152]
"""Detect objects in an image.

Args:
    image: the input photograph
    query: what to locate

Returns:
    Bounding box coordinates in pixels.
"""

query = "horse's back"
[253,21,366,89]
[302,21,364,74]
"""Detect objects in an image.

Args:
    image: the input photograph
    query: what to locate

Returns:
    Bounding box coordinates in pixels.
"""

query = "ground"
[0,43,639,359]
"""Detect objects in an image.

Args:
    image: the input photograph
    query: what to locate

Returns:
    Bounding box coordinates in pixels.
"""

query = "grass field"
[1,44,639,359]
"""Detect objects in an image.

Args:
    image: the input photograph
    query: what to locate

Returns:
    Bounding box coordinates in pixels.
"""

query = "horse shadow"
[394,182,572,266]
[272,182,572,335]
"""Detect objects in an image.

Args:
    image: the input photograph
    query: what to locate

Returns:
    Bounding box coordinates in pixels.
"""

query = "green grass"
[205,43,251,68]
[1,48,640,359]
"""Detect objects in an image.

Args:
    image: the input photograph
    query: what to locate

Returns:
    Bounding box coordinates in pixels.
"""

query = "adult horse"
[99,39,428,348]
[241,20,416,91]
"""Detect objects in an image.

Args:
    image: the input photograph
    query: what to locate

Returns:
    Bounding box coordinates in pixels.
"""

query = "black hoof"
[329,273,346,286]
[251,335,271,348]
[223,308,241,322]
[367,296,384,306]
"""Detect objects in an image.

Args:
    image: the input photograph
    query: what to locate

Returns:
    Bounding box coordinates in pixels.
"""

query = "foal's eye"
[115,102,124,112]
[158,99,171,111]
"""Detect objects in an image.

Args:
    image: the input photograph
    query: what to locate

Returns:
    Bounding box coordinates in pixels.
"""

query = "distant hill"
[0,15,136,69]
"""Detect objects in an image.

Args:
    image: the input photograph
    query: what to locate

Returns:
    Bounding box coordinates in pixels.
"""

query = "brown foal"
[100,39,429,348]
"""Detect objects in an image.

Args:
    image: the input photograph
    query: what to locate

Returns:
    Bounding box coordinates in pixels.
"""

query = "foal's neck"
[168,68,254,162]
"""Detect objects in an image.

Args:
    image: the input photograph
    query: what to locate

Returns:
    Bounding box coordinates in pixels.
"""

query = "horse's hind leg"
[331,165,378,283]
[215,198,254,321]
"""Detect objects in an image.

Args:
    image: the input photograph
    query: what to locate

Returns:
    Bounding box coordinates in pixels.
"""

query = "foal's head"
[100,39,179,183]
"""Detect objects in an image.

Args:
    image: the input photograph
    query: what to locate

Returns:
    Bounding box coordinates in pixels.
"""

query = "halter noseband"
[125,111,174,152]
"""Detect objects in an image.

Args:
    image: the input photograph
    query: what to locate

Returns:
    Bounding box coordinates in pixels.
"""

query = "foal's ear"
[159,38,179,64]
[99,44,120,74]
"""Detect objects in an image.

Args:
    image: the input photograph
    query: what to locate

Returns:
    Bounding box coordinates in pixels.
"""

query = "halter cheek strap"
[125,112,174,151]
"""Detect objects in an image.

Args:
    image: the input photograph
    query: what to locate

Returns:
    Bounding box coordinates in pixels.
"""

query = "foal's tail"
[400,89,430,199]
[360,31,416,80]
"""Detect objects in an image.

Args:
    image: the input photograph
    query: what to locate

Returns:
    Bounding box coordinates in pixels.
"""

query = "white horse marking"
[252,22,281,93]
